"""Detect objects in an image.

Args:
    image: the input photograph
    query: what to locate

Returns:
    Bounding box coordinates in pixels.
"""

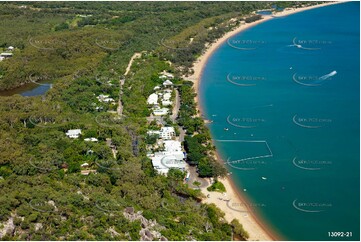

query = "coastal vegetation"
[207,181,226,193]
[231,219,250,240]
[0,1,324,240]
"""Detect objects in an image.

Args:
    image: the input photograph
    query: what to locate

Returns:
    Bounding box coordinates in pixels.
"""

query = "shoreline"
[188,1,345,241]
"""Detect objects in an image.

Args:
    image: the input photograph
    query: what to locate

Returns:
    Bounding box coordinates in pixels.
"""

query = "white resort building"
[0,52,13,60]
[162,80,173,87]
[159,71,174,79]
[97,94,115,103]
[147,93,158,105]
[149,140,186,175]
[66,129,82,139]
[147,127,175,140]
[153,108,169,116]
[162,100,172,106]
[84,137,98,142]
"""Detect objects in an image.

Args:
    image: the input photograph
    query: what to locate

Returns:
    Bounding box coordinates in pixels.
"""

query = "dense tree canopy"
[0,1,323,240]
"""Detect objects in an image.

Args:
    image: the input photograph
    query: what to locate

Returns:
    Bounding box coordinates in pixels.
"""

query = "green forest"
[0,1,323,240]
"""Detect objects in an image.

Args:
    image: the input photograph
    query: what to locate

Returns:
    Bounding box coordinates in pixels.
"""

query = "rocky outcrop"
[0,216,15,239]
[34,223,43,232]
[106,227,121,238]
[123,207,167,241]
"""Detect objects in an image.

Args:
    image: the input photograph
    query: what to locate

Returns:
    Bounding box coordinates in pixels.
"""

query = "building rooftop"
[147,93,158,105]
[163,140,182,152]
[153,108,169,116]
[151,152,186,175]
[84,137,98,142]
[0,52,13,57]
[66,129,82,138]
[163,93,171,100]
[163,80,173,86]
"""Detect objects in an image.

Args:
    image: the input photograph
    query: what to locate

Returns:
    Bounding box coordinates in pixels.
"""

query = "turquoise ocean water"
[199,2,360,240]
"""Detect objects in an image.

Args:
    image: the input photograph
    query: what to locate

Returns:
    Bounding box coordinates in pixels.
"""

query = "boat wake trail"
[319,70,337,81]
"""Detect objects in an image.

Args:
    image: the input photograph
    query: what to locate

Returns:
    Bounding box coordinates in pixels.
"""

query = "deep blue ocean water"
[199,2,360,240]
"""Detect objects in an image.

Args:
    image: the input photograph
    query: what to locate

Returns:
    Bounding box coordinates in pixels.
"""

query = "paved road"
[186,165,209,189]
[178,127,185,142]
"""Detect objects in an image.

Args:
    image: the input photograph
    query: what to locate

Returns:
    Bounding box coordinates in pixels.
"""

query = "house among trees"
[163,92,171,100]
[149,140,186,175]
[65,129,82,138]
[81,169,97,175]
[162,100,172,106]
[153,108,169,116]
[97,94,115,103]
[147,93,158,105]
[7,46,14,51]
[166,73,174,79]
[0,52,13,61]
[147,126,175,140]
[84,137,98,142]
[161,91,173,106]
[162,80,173,87]
[86,149,94,155]
[159,71,174,79]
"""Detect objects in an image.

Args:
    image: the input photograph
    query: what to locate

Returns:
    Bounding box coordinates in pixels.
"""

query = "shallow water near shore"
[200,2,360,240]
[0,82,51,97]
